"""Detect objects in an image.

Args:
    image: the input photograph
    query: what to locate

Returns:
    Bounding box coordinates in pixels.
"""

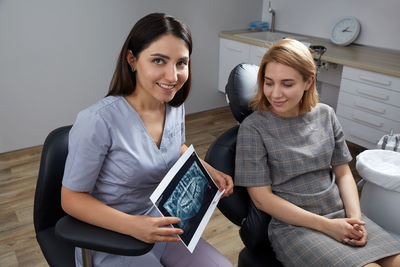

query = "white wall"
[155,0,263,113]
[262,0,400,51]
[0,0,262,153]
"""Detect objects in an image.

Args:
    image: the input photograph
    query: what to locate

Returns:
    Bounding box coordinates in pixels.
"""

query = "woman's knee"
[376,253,400,267]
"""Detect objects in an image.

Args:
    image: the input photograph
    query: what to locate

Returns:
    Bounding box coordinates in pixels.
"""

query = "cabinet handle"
[349,131,377,145]
[359,75,392,87]
[352,113,383,128]
[356,89,389,101]
[354,101,386,115]
[226,46,243,53]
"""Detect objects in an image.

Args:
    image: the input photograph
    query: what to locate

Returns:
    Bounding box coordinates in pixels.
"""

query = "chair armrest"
[55,215,153,256]
[205,125,250,226]
[239,201,272,253]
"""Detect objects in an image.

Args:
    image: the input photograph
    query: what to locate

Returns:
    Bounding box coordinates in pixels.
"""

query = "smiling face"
[263,61,313,117]
[127,34,190,104]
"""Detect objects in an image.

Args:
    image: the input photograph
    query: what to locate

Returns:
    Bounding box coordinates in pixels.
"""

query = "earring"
[131,66,136,73]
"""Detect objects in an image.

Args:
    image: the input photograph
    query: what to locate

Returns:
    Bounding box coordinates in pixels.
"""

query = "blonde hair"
[250,39,318,113]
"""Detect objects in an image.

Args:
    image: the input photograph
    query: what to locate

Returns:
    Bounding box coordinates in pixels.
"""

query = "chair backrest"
[206,63,274,254]
[34,125,154,266]
[225,63,259,123]
[34,125,72,234]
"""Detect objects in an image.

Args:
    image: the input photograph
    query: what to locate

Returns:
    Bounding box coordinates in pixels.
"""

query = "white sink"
[234,31,309,45]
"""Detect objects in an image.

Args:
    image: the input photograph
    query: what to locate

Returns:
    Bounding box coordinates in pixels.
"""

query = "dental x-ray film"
[150,145,224,253]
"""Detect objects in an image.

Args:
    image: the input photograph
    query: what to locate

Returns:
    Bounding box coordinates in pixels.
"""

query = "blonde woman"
[235,39,400,266]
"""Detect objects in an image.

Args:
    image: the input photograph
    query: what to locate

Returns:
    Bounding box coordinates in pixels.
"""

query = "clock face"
[330,17,361,46]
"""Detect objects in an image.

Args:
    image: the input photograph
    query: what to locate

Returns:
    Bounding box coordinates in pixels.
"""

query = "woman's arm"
[333,163,368,245]
[248,186,328,231]
[333,164,361,219]
[61,186,183,243]
[180,144,234,197]
[248,185,365,245]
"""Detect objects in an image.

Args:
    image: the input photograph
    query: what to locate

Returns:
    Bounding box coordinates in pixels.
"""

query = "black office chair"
[34,125,153,267]
[205,63,283,267]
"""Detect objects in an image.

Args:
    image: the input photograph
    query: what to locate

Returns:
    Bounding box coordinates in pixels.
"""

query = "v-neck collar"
[122,96,168,151]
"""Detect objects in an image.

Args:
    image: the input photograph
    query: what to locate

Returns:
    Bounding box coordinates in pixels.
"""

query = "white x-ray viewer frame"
[150,145,224,253]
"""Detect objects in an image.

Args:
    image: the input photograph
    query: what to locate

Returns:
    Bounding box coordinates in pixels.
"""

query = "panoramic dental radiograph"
[163,161,209,229]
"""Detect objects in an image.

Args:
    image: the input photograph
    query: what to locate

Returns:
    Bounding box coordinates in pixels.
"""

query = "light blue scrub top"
[62,96,185,266]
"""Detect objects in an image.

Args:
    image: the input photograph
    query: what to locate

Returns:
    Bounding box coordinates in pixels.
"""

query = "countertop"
[219,30,400,78]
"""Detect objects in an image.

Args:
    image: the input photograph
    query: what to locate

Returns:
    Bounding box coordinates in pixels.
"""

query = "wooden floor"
[0,106,365,267]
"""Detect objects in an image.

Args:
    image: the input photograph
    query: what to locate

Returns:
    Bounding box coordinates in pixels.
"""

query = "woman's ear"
[126,50,136,70]
[304,75,314,91]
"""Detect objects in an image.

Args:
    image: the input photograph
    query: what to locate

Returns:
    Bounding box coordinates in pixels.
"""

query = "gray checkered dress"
[235,103,400,267]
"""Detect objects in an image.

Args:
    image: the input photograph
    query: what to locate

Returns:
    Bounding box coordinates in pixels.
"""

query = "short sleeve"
[235,122,271,187]
[62,110,111,192]
[330,109,352,166]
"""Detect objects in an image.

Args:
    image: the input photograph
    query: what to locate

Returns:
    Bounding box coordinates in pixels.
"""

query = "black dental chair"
[205,63,283,267]
[34,125,153,267]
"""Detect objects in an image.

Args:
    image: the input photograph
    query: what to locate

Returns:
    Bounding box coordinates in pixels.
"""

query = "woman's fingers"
[342,238,355,246]
[343,225,368,247]
[346,234,367,247]
[346,218,366,226]
[157,226,183,236]
[203,161,234,197]
[328,218,368,247]
[156,216,181,227]
[155,235,181,242]
[347,226,364,240]
[221,173,234,197]
[350,238,367,247]
[342,218,365,240]
[212,171,233,197]
[153,228,182,242]
[151,217,184,242]
[131,216,184,243]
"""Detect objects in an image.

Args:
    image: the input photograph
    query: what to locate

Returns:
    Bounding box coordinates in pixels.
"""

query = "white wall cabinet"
[336,66,400,149]
[249,45,267,66]
[218,38,267,93]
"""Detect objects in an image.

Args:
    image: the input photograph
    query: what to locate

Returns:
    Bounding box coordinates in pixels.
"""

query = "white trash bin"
[356,149,400,241]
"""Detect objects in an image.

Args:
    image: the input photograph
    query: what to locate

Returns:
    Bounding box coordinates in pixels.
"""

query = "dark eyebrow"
[179,56,189,61]
[150,53,170,59]
[150,53,189,62]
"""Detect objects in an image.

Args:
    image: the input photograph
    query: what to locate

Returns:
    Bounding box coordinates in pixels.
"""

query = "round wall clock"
[330,17,361,46]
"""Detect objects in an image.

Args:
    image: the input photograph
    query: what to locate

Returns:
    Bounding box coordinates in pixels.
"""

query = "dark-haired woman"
[61,13,233,267]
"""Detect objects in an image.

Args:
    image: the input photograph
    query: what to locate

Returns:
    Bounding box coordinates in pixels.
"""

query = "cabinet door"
[218,38,250,93]
[249,45,267,66]
[342,66,400,93]
[337,66,400,148]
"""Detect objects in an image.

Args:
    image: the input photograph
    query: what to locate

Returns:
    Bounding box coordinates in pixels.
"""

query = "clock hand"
[342,27,349,32]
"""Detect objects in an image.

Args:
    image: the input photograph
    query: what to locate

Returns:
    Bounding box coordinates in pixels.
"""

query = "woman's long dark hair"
[107,13,193,107]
